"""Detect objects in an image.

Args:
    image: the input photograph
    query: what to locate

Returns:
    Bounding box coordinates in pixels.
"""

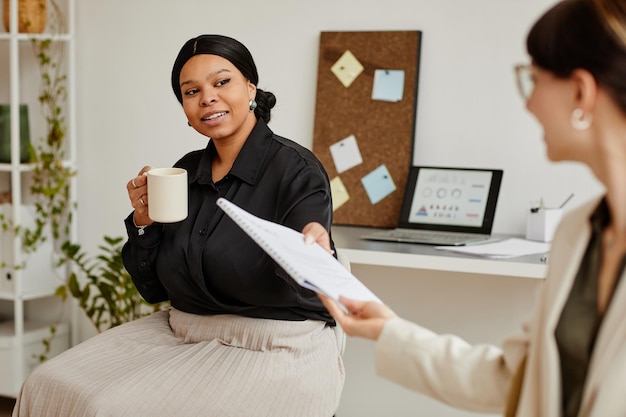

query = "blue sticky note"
[372,69,405,102]
[361,165,396,204]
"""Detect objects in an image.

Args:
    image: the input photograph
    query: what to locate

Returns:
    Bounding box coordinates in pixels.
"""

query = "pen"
[559,193,574,209]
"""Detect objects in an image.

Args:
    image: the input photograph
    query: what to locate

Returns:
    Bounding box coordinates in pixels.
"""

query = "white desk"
[331,225,547,417]
[332,225,547,279]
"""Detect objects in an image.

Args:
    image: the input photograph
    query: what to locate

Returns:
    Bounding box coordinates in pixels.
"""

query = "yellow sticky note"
[330,176,350,211]
[331,50,364,88]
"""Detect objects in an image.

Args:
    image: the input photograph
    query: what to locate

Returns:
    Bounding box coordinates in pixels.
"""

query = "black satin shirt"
[122,119,335,323]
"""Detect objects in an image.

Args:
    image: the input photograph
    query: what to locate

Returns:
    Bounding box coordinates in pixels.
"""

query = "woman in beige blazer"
[311,0,626,416]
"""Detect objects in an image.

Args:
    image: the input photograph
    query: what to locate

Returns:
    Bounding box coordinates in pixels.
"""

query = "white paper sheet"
[216,198,381,304]
[435,238,550,259]
[330,134,363,174]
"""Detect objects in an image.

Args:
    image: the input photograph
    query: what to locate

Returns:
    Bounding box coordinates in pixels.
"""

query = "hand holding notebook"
[216,198,381,305]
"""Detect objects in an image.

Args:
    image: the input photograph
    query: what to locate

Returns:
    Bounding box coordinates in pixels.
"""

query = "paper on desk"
[216,198,382,304]
[435,238,550,259]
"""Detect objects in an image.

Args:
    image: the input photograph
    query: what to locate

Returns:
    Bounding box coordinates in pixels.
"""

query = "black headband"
[171,34,259,104]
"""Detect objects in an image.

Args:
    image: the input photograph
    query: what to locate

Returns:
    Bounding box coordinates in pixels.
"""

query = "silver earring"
[249,100,257,112]
[570,108,592,130]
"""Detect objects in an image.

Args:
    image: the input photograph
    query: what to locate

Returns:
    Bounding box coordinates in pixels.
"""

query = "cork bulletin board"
[312,31,422,228]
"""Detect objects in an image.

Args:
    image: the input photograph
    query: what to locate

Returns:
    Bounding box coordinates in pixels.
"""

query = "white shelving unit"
[0,0,76,398]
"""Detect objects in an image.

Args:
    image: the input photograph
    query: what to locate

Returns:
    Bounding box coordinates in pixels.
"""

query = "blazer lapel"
[579,267,626,416]
[538,199,597,417]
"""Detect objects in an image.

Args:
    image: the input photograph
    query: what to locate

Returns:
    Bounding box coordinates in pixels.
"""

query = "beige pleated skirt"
[12,308,345,417]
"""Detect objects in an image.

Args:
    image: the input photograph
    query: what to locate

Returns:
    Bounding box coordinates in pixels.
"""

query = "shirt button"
[199,229,206,235]
[140,261,148,267]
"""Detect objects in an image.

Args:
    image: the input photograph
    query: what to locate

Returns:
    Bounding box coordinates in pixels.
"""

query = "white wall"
[0,0,584,413]
[75,0,603,259]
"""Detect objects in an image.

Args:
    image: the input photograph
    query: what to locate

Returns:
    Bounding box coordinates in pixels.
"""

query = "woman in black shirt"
[13,35,344,417]
[121,34,344,416]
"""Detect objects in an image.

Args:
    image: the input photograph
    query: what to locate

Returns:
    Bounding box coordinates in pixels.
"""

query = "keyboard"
[361,229,491,246]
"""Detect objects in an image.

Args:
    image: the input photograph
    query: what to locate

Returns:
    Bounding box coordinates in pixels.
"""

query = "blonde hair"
[593,0,626,48]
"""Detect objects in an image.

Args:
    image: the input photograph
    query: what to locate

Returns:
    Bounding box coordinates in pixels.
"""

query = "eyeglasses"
[514,64,535,100]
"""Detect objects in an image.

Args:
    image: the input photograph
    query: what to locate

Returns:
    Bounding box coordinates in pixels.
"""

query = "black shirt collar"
[192,119,274,186]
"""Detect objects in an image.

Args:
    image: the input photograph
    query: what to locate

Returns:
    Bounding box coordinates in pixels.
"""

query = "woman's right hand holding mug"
[127,165,153,227]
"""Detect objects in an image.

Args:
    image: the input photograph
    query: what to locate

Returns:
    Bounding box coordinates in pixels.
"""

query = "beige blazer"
[376,196,626,416]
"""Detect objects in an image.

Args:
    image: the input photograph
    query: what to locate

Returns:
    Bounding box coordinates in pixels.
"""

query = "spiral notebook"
[216,198,381,304]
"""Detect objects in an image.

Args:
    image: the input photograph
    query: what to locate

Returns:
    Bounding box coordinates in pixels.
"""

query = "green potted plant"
[36,236,169,362]
[57,236,168,332]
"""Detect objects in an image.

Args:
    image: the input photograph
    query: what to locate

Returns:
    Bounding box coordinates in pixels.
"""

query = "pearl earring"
[570,108,592,131]
[249,100,257,112]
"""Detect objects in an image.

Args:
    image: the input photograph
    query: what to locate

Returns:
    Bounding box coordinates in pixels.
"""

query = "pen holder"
[526,208,562,242]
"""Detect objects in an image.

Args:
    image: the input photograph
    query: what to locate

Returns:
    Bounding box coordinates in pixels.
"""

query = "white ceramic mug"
[146,167,188,223]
